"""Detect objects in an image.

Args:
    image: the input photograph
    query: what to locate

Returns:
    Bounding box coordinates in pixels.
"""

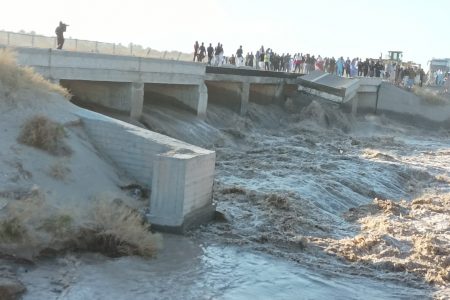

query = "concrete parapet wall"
[75,109,215,230]
[377,83,450,122]
[14,47,205,84]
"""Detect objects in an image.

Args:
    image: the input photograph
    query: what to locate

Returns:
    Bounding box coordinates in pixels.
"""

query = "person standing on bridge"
[198,42,206,62]
[207,43,214,65]
[55,21,68,50]
[193,41,199,61]
[236,45,244,67]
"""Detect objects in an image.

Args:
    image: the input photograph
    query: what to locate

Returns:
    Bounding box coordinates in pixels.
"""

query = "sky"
[2,0,449,69]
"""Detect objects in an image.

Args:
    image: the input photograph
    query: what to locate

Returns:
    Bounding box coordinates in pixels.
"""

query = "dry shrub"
[0,218,27,243]
[0,187,161,259]
[0,48,69,97]
[221,186,246,195]
[48,161,71,180]
[76,201,160,258]
[0,187,46,258]
[18,115,72,156]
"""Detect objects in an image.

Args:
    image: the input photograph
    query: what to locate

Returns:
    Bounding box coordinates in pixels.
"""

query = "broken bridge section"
[205,66,298,115]
[297,71,383,115]
[297,70,361,103]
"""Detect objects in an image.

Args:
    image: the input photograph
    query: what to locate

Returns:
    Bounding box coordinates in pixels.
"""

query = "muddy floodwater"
[19,236,429,300]
[18,101,450,299]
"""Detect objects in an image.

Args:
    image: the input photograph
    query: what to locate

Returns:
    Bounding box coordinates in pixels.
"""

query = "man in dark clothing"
[249,52,254,67]
[207,43,214,65]
[329,57,336,74]
[55,21,68,50]
[193,41,199,61]
[357,59,363,77]
[310,55,317,73]
[198,42,206,62]
[419,68,425,87]
[363,59,369,77]
[345,57,351,77]
[375,60,383,77]
[214,43,222,66]
[369,60,375,77]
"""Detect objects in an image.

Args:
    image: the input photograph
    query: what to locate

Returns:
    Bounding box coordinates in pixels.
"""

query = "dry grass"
[0,189,161,259]
[75,201,160,258]
[18,115,72,156]
[48,161,71,180]
[0,218,27,243]
[0,48,69,97]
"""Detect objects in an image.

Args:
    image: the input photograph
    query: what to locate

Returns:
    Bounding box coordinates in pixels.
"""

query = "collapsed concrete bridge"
[10,47,300,232]
[15,47,299,120]
[9,46,449,232]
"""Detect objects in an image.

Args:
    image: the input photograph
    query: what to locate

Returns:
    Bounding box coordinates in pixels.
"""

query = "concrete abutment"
[78,110,216,232]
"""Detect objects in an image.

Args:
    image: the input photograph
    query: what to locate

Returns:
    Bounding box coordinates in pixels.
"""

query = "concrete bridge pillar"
[144,83,208,118]
[274,82,285,102]
[239,82,250,115]
[60,80,145,119]
[351,95,359,116]
[130,81,144,120]
[196,82,208,118]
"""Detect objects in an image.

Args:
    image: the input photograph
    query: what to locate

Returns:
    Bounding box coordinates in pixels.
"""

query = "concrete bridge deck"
[4,45,302,231]
[11,46,300,118]
[297,70,360,103]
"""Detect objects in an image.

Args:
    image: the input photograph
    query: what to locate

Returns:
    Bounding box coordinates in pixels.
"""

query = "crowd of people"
[192,41,447,90]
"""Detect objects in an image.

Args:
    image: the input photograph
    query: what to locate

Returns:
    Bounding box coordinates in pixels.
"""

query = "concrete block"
[77,109,216,231]
[149,149,215,229]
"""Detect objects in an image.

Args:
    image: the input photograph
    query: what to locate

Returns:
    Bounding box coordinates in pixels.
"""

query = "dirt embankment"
[0,49,161,298]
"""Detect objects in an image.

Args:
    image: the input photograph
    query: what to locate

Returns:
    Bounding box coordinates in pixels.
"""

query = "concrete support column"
[274,82,285,102]
[239,82,250,115]
[60,80,140,115]
[130,81,144,120]
[351,94,359,116]
[196,82,208,119]
[144,83,208,118]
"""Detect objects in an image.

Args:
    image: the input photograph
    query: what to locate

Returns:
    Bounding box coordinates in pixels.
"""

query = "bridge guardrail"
[0,30,192,61]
